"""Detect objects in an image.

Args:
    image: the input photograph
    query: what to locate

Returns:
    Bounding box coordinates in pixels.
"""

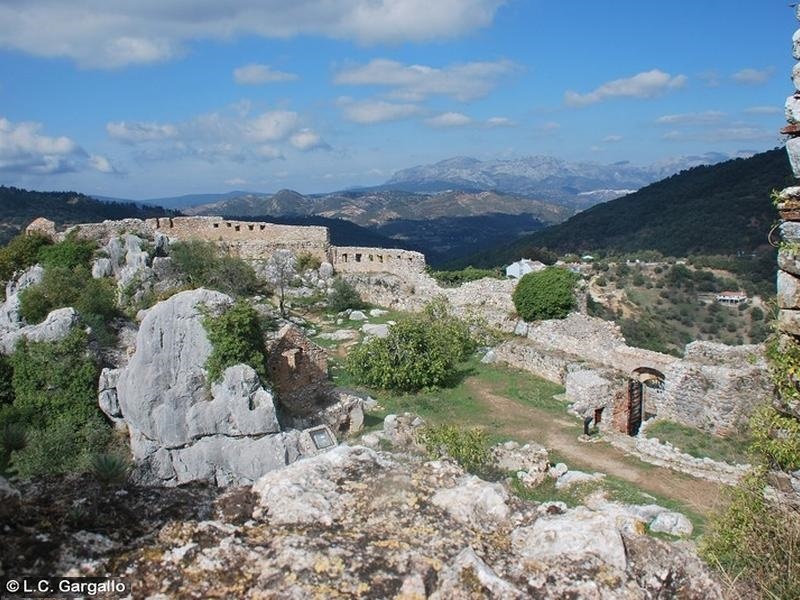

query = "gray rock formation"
[431,475,510,531]
[102,288,307,485]
[649,511,694,537]
[0,307,79,354]
[0,265,44,333]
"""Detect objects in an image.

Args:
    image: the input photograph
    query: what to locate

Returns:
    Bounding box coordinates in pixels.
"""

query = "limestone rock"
[369,308,388,317]
[361,323,389,338]
[0,265,44,333]
[779,309,800,337]
[91,258,113,279]
[649,511,693,537]
[778,270,800,309]
[555,470,605,490]
[316,329,358,341]
[794,28,800,60]
[491,440,549,474]
[787,137,800,179]
[383,413,425,447]
[432,547,524,599]
[252,445,390,525]
[779,247,800,278]
[348,310,367,321]
[0,307,79,354]
[794,63,800,92]
[481,348,497,364]
[0,476,20,520]
[431,475,510,531]
[318,262,334,279]
[98,368,122,420]
[25,217,56,239]
[115,289,232,451]
[787,94,800,125]
[511,506,627,571]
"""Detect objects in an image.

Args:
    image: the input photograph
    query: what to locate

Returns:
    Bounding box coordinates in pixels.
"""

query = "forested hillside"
[456,148,791,267]
[0,186,177,244]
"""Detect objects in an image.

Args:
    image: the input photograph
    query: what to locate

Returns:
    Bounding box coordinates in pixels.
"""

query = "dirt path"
[467,379,725,516]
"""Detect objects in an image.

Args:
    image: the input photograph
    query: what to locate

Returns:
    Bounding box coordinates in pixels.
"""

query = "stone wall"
[147,216,331,262]
[330,246,426,275]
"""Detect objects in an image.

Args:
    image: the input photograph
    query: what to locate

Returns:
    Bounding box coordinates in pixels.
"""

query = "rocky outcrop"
[0,265,44,333]
[0,307,80,354]
[100,288,308,486]
[1,441,722,598]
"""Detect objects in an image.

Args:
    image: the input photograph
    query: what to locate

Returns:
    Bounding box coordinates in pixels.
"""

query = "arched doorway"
[625,367,665,435]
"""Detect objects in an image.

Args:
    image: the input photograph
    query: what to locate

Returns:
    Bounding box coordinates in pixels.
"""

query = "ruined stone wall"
[330,246,426,275]
[493,340,577,384]
[147,216,331,262]
[59,219,156,245]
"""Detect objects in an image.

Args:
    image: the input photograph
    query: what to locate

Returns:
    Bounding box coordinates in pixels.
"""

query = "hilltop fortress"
[26,214,774,449]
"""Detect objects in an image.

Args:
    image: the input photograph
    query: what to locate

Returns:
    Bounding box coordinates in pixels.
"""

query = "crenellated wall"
[330,246,426,275]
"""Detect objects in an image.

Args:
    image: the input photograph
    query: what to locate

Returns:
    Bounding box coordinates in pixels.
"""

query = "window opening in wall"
[213,223,219,228]
[368,254,374,262]
[341,254,348,263]
[235,225,241,232]
[248,224,254,231]
[355,253,362,262]
[260,224,266,230]
[378,255,384,263]
[226,222,232,228]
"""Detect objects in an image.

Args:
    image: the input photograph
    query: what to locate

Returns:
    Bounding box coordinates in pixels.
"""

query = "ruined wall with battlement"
[329,246,426,275]
[146,216,331,262]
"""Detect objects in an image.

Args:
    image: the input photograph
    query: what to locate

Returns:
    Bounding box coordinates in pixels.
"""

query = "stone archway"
[616,367,665,436]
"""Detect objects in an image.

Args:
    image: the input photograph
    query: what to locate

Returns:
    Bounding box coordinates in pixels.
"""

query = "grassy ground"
[644,420,752,465]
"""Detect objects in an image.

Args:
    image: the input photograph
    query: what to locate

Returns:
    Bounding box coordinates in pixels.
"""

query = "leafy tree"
[328,277,366,313]
[203,300,269,383]
[346,299,474,391]
[512,267,578,322]
[263,249,296,317]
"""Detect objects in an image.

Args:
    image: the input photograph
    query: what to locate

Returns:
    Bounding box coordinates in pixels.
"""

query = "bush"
[417,424,490,474]
[203,300,269,383]
[429,266,502,287]
[37,235,96,269]
[0,232,52,285]
[512,267,578,322]
[171,240,261,297]
[346,300,474,391]
[296,252,321,272]
[1,329,111,478]
[328,277,366,313]
[749,405,800,471]
[18,266,118,345]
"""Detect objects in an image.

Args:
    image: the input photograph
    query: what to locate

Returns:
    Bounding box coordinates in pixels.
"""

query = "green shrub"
[0,232,52,285]
[749,405,800,471]
[429,266,502,287]
[700,469,800,599]
[18,266,118,345]
[296,252,322,272]
[37,235,96,269]
[171,240,261,297]
[203,300,269,383]
[512,267,578,322]
[416,424,490,474]
[91,452,131,487]
[346,300,474,391]
[328,277,366,313]
[1,329,111,478]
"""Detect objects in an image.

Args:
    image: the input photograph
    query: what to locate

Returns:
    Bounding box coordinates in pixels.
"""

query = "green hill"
[0,186,178,245]
[456,148,792,267]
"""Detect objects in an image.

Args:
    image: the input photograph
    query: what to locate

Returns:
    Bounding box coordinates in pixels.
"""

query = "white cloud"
[107,105,318,163]
[0,1,504,68]
[662,126,775,142]
[744,105,782,115]
[602,134,623,143]
[334,58,517,101]
[233,64,298,85]
[245,111,300,142]
[425,112,472,127]
[537,121,560,131]
[485,116,513,127]
[732,67,774,86]
[337,98,422,124]
[88,154,118,174]
[225,177,248,186]
[0,116,96,175]
[106,121,178,143]
[289,128,328,151]
[565,69,687,107]
[655,111,724,125]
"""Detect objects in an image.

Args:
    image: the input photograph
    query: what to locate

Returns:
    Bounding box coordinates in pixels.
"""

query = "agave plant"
[90,452,130,487]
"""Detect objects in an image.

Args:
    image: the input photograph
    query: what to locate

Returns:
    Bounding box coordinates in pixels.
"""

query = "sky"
[0,0,795,199]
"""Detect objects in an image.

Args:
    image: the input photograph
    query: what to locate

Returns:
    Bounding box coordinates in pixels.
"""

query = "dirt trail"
[467,379,725,516]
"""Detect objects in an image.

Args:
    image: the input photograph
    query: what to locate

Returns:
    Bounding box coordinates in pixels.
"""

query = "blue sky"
[0,1,793,199]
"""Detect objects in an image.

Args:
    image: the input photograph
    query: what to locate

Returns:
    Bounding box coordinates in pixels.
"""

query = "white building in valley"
[505,259,547,279]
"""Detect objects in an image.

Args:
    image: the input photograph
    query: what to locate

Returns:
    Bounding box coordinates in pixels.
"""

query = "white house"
[716,291,748,305]
[505,259,546,279]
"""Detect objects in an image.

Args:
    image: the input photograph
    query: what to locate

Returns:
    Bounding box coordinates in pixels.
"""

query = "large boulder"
[0,265,44,333]
[0,307,79,354]
[107,289,303,485]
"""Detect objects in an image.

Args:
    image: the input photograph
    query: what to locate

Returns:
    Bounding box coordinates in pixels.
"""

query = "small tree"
[203,300,269,383]
[264,250,297,317]
[328,277,365,313]
[512,266,577,322]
